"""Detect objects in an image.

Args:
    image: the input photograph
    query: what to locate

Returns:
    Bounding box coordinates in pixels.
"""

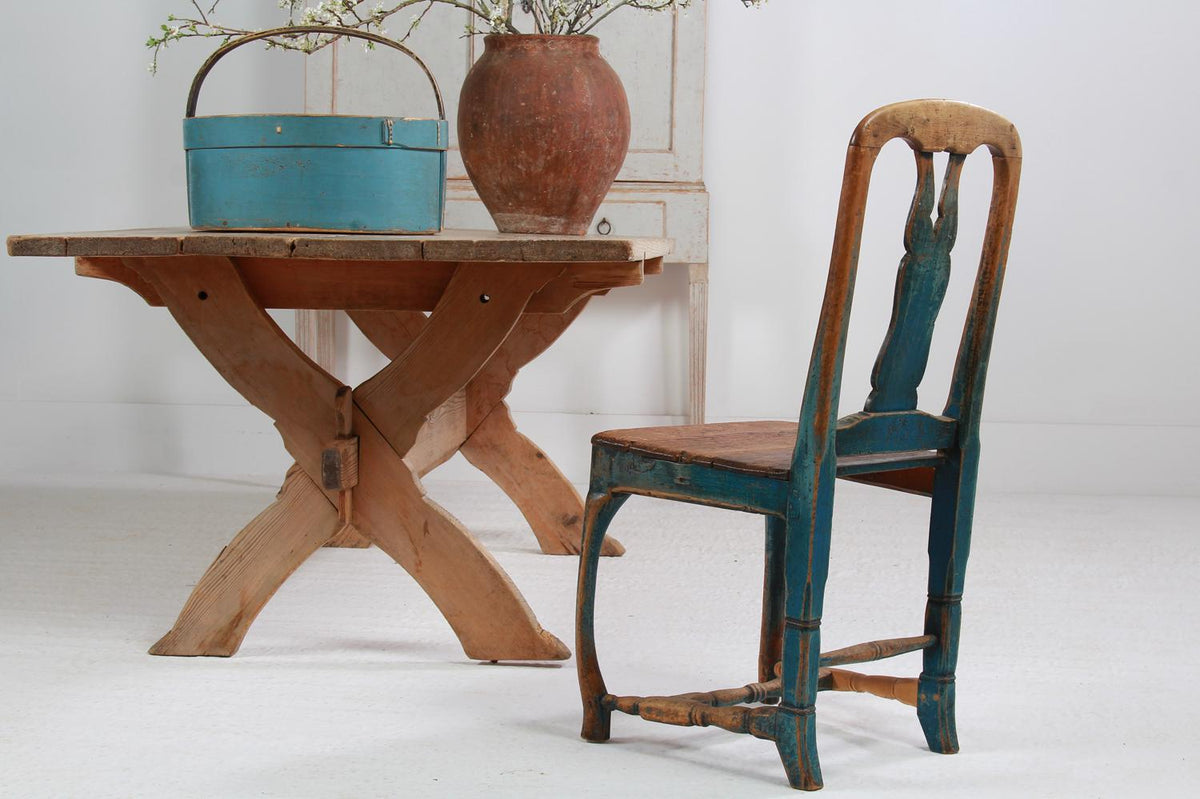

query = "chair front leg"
[918,446,978,755]
[776,471,836,791]
[576,483,630,742]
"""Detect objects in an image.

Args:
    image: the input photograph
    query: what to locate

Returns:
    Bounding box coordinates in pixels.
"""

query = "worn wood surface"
[818,635,937,667]
[351,301,624,557]
[68,255,656,314]
[354,263,562,457]
[36,237,658,661]
[819,669,919,707]
[852,99,1023,158]
[130,253,572,660]
[349,404,569,660]
[150,466,340,656]
[605,694,777,740]
[7,227,671,263]
[575,99,1022,791]
[460,403,625,556]
[592,420,946,491]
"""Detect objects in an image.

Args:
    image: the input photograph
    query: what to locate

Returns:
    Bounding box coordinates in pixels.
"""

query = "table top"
[6,228,672,264]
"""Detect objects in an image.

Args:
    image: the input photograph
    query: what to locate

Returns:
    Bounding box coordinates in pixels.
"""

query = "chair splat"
[866,151,966,414]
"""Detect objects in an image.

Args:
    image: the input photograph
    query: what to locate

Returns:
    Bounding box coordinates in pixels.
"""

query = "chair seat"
[595,421,797,478]
[594,420,944,490]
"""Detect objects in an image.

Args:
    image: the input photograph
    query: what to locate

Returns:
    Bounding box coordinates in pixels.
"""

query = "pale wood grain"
[852,99,1022,158]
[351,305,624,557]
[127,254,568,660]
[819,668,919,707]
[460,403,624,557]
[7,228,671,263]
[71,255,650,314]
[351,404,570,660]
[355,262,563,458]
[325,524,372,548]
[605,695,777,740]
[217,257,647,313]
[460,305,590,429]
[75,257,162,306]
[405,390,468,477]
[149,466,341,656]
[126,255,344,477]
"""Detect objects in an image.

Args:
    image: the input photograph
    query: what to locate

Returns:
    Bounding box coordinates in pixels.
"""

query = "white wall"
[0,1,306,478]
[2,1,1197,495]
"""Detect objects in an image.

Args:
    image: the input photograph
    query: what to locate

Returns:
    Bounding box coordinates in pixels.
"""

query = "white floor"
[1,473,1196,798]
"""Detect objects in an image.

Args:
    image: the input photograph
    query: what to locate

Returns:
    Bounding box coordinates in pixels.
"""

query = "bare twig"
[148,0,713,73]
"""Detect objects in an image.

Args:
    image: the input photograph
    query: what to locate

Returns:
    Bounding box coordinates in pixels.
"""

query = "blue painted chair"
[575,99,1022,790]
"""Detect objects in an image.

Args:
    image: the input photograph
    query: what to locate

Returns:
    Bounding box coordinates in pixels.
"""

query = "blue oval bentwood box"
[183,27,448,234]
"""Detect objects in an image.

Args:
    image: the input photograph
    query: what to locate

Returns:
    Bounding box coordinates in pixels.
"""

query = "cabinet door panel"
[600,6,705,183]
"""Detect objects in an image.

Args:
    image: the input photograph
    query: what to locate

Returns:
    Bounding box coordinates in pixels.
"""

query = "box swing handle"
[184,25,446,124]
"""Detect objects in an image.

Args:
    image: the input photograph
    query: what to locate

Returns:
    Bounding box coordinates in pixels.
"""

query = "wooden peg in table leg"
[322,438,359,492]
[322,385,359,491]
[323,385,371,548]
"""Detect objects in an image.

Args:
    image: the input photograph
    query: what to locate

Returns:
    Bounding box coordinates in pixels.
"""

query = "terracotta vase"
[457,35,631,236]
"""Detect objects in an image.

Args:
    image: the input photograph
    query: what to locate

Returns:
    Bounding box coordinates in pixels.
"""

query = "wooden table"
[7,228,670,661]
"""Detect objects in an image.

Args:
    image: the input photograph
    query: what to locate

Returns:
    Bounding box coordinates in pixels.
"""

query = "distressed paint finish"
[184,26,448,234]
[185,120,448,233]
[574,100,1022,790]
[865,152,965,413]
[835,410,957,455]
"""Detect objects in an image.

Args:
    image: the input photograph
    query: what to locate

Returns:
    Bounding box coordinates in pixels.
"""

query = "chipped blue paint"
[185,114,448,233]
[182,26,447,234]
[574,100,1023,791]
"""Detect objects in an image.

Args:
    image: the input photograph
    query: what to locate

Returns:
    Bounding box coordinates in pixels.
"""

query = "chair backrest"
[791,99,1022,478]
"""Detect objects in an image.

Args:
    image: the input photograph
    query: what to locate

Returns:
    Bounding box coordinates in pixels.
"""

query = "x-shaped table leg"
[131,255,573,660]
[348,308,624,556]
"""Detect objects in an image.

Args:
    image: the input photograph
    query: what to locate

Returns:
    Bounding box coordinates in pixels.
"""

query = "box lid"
[184,115,448,151]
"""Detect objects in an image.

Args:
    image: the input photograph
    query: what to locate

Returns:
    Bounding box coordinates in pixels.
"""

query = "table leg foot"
[356,421,570,661]
[149,467,341,657]
[460,403,624,557]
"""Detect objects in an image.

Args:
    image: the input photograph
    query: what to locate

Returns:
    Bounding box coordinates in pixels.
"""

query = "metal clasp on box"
[382,118,448,151]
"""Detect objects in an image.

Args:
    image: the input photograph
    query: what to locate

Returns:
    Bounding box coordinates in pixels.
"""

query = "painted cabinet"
[303,3,710,420]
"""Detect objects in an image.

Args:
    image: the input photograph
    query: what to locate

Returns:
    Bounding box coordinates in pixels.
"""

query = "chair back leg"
[917,447,979,754]
[759,514,787,688]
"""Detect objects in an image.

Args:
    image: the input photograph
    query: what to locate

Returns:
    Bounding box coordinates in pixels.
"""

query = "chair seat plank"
[594,420,945,489]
